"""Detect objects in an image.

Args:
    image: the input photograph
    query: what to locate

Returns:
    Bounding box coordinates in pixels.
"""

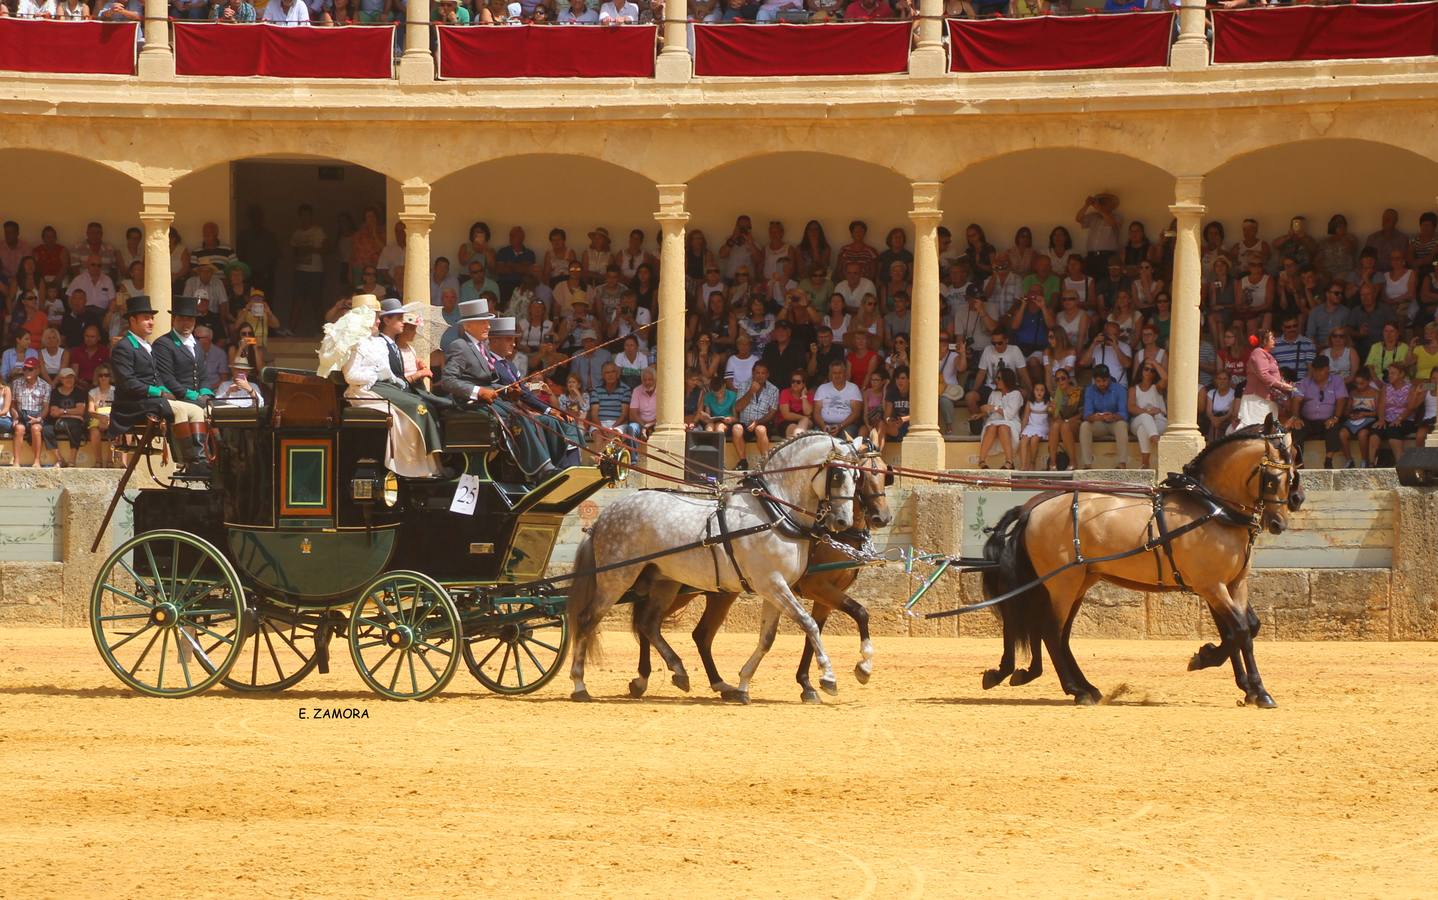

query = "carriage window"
[280,440,333,517]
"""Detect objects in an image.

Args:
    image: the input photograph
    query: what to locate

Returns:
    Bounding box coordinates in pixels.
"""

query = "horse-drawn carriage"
[88,366,625,700]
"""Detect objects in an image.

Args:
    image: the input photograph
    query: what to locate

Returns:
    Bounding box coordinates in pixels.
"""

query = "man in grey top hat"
[441,301,568,478]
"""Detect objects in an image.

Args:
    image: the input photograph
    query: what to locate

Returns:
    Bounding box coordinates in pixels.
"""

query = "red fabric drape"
[948,13,1173,73]
[0,20,137,75]
[1212,3,1438,64]
[174,23,395,78]
[437,25,656,78]
[693,22,911,77]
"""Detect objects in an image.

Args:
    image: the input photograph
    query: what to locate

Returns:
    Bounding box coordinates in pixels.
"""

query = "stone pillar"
[1170,1,1210,71]
[397,0,435,84]
[399,180,434,309]
[649,184,690,471]
[136,0,174,81]
[654,6,691,83]
[905,182,946,476]
[909,0,947,78]
[1154,175,1207,477]
[140,184,174,336]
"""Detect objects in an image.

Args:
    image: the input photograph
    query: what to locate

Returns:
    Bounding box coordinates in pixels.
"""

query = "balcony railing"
[2,2,1436,80]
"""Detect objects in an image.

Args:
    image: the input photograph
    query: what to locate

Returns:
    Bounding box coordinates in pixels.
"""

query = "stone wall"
[1,469,1434,641]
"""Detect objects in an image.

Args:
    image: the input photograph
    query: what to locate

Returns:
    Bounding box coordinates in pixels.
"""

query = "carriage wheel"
[217,604,328,693]
[89,530,245,698]
[348,572,462,701]
[463,599,571,695]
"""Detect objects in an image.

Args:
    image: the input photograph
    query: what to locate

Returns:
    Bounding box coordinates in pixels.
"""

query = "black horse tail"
[982,506,1047,667]
[567,535,604,665]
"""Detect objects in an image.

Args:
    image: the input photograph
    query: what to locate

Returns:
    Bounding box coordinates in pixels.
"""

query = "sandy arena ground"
[1,627,1436,898]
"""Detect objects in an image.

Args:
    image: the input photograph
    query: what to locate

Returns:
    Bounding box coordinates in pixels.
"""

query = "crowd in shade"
[3,197,1436,469]
[0,0,1416,27]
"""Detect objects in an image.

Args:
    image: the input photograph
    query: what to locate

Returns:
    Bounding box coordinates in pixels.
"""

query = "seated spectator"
[1273,315,1317,381]
[230,324,267,373]
[212,360,261,407]
[1128,363,1167,470]
[628,367,659,439]
[882,366,910,446]
[11,358,49,468]
[1050,367,1082,471]
[1081,319,1133,388]
[737,296,775,353]
[0,380,12,465]
[939,333,968,439]
[559,373,592,428]
[85,365,115,468]
[213,0,258,21]
[975,367,1022,469]
[756,0,804,21]
[775,371,813,438]
[1009,286,1051,359]
[1202,369,1239,442]
[725,333,758,393]
[759,319,807,388]
[1375,362,1418,465]
[844,0,892,17]
[1364,322,1410,376]
[1341,367,1381,469]
[559,0,599,23]
[1414,322,1438,382]
[1079,363,1129,470]
[37,328,68,387]
[966,328,1026,430]
[2,332,39,383]
[1018,381,1051,472]
[812,360,862,440]
[732,362,779,468]
[599,0,639,22]
[698,373,737,434]
[434,0,471,23]
[1415,368,1437,449]
[44,368,86,468]
[1348,283,1392,360]
[850,293,887,350]
[1288,355,1348,469]
[263,0,312,26]
[860,369,887,450]
[847,331,881,386]
[95,0,144,25]
[589,362,641,446]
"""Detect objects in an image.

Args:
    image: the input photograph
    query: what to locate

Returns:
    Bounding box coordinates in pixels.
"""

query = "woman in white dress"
[319,294,442,478]
[1128,362,1169,469]
[1018,381,1051,471]
[976,367,1023,469]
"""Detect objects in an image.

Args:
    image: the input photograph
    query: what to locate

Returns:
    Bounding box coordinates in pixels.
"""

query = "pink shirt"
[629,384,657,426]
[1244,346,1284,399]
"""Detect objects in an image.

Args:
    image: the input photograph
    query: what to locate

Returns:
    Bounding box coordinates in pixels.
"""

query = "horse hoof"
[1009,668,1039,687]
[981,669,1005,690]
[1247,691,1278,709]
[711,681,737,695]
[570,690,593,703]
[1074,690,1100,706]
[721,688,750,704]
[628,679,648,699]
[853,662,871,685]
[819,678,839,696]
[671,673,691,693]
[1186,654,1202,672]
[801,690,822,704]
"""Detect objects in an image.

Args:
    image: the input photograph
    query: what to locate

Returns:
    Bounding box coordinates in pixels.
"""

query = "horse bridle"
[1248,425,1301,517]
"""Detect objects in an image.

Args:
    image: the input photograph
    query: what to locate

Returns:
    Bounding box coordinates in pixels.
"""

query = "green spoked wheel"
[463,599,571,695]
[348,572,462,701]
[90,530,246,698]
[219,604,329,693]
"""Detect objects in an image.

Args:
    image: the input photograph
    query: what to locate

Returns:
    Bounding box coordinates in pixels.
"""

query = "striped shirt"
[590,383,631,424]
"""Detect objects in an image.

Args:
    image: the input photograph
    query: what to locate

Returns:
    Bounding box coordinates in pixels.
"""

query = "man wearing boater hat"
[108,294,212,476]
[440,302,568,478]
[153,295,215,408]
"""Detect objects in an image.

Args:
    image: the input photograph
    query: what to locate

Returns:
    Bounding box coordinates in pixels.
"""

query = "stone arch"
[940,147,1178,258]
[1204,139,1438,242]
[686,151,913,267]
[0,148,143,255]
[430,154,661,275]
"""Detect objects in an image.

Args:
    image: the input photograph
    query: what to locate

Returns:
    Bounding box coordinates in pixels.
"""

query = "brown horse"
[629,448,895,704]
[979,417,1302,708]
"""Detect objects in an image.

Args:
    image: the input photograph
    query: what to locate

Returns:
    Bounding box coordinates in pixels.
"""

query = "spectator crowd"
[4,197,1436,470]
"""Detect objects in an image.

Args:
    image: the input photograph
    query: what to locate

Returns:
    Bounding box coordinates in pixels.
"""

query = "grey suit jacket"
[440,336,498,405]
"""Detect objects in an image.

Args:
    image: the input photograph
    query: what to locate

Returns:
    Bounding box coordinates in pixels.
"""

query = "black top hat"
[170,295,200,319]
[124,294,157,317]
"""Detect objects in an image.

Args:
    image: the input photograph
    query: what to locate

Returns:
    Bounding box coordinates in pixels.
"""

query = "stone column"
[1154,175,1207,477]
[397,0,435,84]
[1170,1,1210,71]
[654,4,691,83]
[136,0,175,81]
[905,182,946,476]
[649,184,690,471]
[140,184,174,336]
[909,0,947,78]
[399,180,434,309]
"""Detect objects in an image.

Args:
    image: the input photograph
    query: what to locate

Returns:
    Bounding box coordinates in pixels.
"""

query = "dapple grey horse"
[566,433,862,701]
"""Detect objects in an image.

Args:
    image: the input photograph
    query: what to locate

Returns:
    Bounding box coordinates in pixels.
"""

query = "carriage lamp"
[382,473,399,508]
[350,460,381,504]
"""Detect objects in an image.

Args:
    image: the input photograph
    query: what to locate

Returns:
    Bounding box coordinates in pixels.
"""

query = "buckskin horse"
[628,444,895,704]
[978,416,1302,708]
